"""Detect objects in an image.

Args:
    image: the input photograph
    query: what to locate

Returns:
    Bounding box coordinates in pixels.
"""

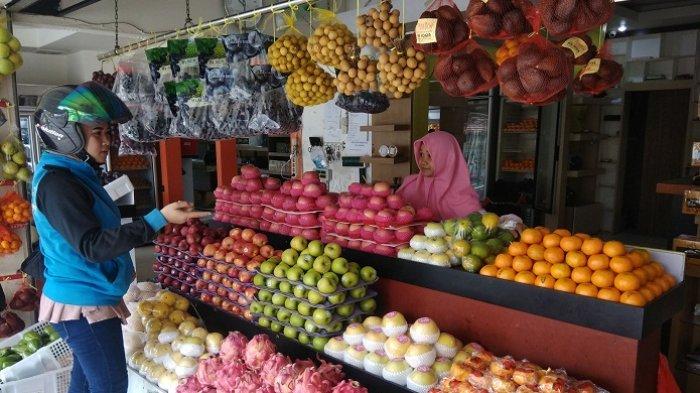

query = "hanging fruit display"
[558,34,597,65]
[573,55,624,96]
[0,224,21,255]
[268,14,312,74]
[466,0,533,40]
[434,40,499,98]
[0,192,30,227]
[378,45,427,99]
[538,0,616,37]
[356,0,402,49]
[307,21,358,69]
[412,0,469,55]
[0,138,31,183]
[494,36,529,65]
[0,27,22,76]
[496,34,574,106]
[284,63,335,107]
[91,70,116,89]
[334,56,379,96]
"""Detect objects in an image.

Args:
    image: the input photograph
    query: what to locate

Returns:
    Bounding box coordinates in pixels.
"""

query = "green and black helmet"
[34,81,131,155]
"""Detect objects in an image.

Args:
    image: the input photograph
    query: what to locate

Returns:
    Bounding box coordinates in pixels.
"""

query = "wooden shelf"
[501,168,534,173]
[268,152,291,158]
[361,156,407,165]
[570,133,600,142]
[359,124,410,132]
[656,178,700,196]
[568,169,604,178]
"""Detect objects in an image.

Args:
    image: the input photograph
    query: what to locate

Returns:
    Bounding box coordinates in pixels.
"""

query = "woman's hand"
[160,201,210,224]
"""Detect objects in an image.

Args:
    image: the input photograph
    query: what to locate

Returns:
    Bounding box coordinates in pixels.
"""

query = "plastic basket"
[0,366,71,393]
[0,322,72,382]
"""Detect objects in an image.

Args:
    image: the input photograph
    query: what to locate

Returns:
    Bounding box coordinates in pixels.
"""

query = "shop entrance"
[621,89,690,239]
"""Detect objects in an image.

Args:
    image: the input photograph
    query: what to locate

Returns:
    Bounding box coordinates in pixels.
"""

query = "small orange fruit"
[512,255,534,272]
[662,273,677,288]
[642,264,658,280]
[535,274,556,288]
[632,248,651,264]
[571,266,593,284]
[610,256,633,273]
[627,251,645,268]
[494,254,513,268]
[620,291,646,307]
[587,254,610,271]
[554,278,577,293]
[526,244,546,261]
[480,264,499,277]
[542,233,562,248]
[508,242,528,256]
[543,247,565,264]
[646,281,663,297]
[575,283,598,297]
[654,277,670,292]
[574,233,591,239]
[497,267,517,280]
[535,226,551,236]
[603,241,626,258]
[597,287,621,302]
[532,261,552,276]
[581,238,603,256]
[632,268,649,286]
[649,262,664,277]
[591,269,615,288]
[565,251,587,268]
[614,272,641,292]
[550,263,571,279]
[560,236,583,252]
[514,271,536,285]
[553,228,572,237]
[638,287,655,302]
[521,228,543,245]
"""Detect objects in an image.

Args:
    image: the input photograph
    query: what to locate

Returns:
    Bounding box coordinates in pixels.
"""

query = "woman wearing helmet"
[31,82,208,393]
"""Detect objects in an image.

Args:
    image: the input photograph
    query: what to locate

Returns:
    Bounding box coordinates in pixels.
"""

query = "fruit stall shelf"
[189,296,413,393]
[244,230,685,340]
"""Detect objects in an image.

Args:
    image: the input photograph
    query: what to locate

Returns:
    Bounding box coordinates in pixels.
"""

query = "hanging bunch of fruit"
[356,0,402,50]
[0,138,30,183]
[377,44,427,99]
[91,70,116,90]
[0,191,30,227]
[0,27,22,76]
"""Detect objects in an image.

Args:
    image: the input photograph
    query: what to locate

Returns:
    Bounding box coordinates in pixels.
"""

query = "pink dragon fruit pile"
[177,331,367,393]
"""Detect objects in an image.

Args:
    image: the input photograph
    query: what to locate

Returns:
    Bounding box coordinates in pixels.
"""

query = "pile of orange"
[1,198,30,226]
[0,225,21,254]
[479,227,677,307]
[495,36,528,65]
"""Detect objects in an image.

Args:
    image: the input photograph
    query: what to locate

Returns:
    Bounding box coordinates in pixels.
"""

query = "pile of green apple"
[250,236,378,348]
[0,27,22,76]
[398,212,515,273]
[0,139,30,182]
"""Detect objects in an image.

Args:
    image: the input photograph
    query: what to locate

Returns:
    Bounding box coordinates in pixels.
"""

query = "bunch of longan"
[378,46,427,99]
[334,55,378,96]
[356,0,402,49]
[307,22,357,69]
[268,34,311,73]
[284,63,335,106]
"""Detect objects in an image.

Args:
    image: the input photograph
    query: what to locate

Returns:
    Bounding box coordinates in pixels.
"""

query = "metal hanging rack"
[97,0,315,61]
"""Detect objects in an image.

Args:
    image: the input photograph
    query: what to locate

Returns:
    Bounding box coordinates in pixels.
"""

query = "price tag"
[481,0,489,3]
[580,58,601,78]
[206,58,228,68]
[562,37,589,59]
[415,18,438,44]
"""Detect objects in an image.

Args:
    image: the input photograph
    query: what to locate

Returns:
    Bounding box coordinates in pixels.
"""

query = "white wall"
[17,50,113,94]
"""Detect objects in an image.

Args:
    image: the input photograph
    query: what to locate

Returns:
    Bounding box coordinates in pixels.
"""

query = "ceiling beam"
[4,0,45,12]
[57,0,103,16]
[17,0,59,15]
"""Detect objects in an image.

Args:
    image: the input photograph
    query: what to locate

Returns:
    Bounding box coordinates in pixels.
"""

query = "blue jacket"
[32,152,137,306]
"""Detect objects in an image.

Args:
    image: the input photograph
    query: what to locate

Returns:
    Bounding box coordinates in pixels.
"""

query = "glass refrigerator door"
[19,113,40,170]
[462,97,494,199]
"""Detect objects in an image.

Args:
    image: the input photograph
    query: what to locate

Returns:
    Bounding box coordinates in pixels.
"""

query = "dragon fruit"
[257,386,275,393]
[316,360,345,387]
[274,359,314,393]
[176,376,204,393]
[292,367,335,393]
[232,370,264,393]
[195,356,224,386]
[261,353,292,386]
[220,331,249,363]
[331,380,369,393]
[213,360,249,391]
[244,334,277,370]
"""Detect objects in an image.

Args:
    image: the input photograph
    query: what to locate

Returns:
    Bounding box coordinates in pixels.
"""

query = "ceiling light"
[617,21,627,32]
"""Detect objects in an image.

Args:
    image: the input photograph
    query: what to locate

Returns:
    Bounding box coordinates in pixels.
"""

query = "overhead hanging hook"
[113,0,119,50]
[184,0,194,28]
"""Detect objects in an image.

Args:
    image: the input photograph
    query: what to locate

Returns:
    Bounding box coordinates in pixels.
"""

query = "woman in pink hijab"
[397,130,482,220]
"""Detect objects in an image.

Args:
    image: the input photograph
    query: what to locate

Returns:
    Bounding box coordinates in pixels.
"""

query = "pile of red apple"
[195,227,282,321]
[153,254,200,297]
[320,182,434,256]
[154,219,228,256]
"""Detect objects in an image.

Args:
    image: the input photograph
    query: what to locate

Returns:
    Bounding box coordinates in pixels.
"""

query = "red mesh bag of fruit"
[573,44,623,96]
[435,40,499,98]
[466,0,534,40]
[538,0,616,37]
[557,34,597,65]
[0,191,31,228]
[412,0,470,55]
[497,31,574,106]
[9,282,39,312]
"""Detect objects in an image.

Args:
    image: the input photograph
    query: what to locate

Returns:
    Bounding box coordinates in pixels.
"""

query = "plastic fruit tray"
[250,310,343,339]
[253,284,378,311]
[253,298,369,329]
[255,270,378,295]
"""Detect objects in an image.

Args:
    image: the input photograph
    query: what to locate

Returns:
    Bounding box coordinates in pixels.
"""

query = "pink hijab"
[397,130,481,220]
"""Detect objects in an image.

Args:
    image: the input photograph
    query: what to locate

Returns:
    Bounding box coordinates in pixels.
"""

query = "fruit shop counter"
[246,230,684,393]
